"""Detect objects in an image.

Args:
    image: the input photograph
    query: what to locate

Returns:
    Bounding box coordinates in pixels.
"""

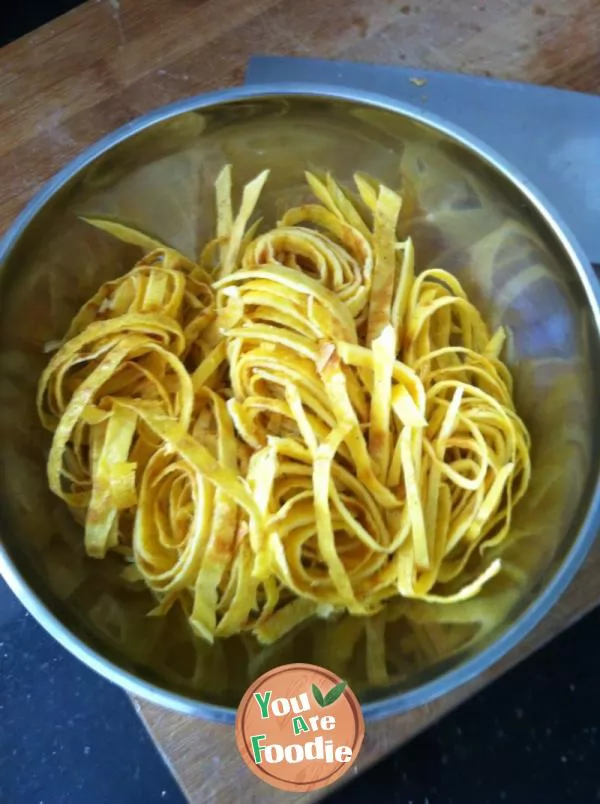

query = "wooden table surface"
[2,0,599,802]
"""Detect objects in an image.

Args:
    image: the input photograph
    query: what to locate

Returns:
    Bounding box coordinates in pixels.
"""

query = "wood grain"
[1,0,599,241]
[2,0,599,802]
[135,540,600,803]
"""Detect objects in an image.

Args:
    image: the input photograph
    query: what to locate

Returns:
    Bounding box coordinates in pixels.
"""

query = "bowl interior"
[0,92,598,715]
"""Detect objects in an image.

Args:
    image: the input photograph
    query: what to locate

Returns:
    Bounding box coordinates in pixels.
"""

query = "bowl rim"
[1,81,599,724]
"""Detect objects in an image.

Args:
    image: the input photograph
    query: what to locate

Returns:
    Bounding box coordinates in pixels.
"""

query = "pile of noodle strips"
[37,168,531,645]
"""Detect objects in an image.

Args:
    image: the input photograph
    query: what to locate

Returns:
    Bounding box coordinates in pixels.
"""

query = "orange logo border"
[236,662,365,792]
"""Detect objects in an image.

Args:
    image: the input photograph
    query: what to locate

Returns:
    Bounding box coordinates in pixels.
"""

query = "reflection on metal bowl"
[0,85,599,723]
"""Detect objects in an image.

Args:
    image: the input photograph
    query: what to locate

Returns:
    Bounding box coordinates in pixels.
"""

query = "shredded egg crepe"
[37,167,531,647]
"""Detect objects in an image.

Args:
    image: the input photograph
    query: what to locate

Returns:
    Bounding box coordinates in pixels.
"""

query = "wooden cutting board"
[135,549,600,804]
[1,1,599,802]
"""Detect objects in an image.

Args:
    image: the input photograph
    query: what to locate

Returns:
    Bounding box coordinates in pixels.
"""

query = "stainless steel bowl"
[1,85,599,723]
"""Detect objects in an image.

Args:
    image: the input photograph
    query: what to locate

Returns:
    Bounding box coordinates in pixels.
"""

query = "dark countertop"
[0,578,183,804]
[1,5,599,804]
[3,573,600,804]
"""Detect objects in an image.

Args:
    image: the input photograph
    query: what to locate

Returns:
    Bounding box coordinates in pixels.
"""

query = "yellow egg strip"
[366,185,402,344]
[37,166,532,657]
